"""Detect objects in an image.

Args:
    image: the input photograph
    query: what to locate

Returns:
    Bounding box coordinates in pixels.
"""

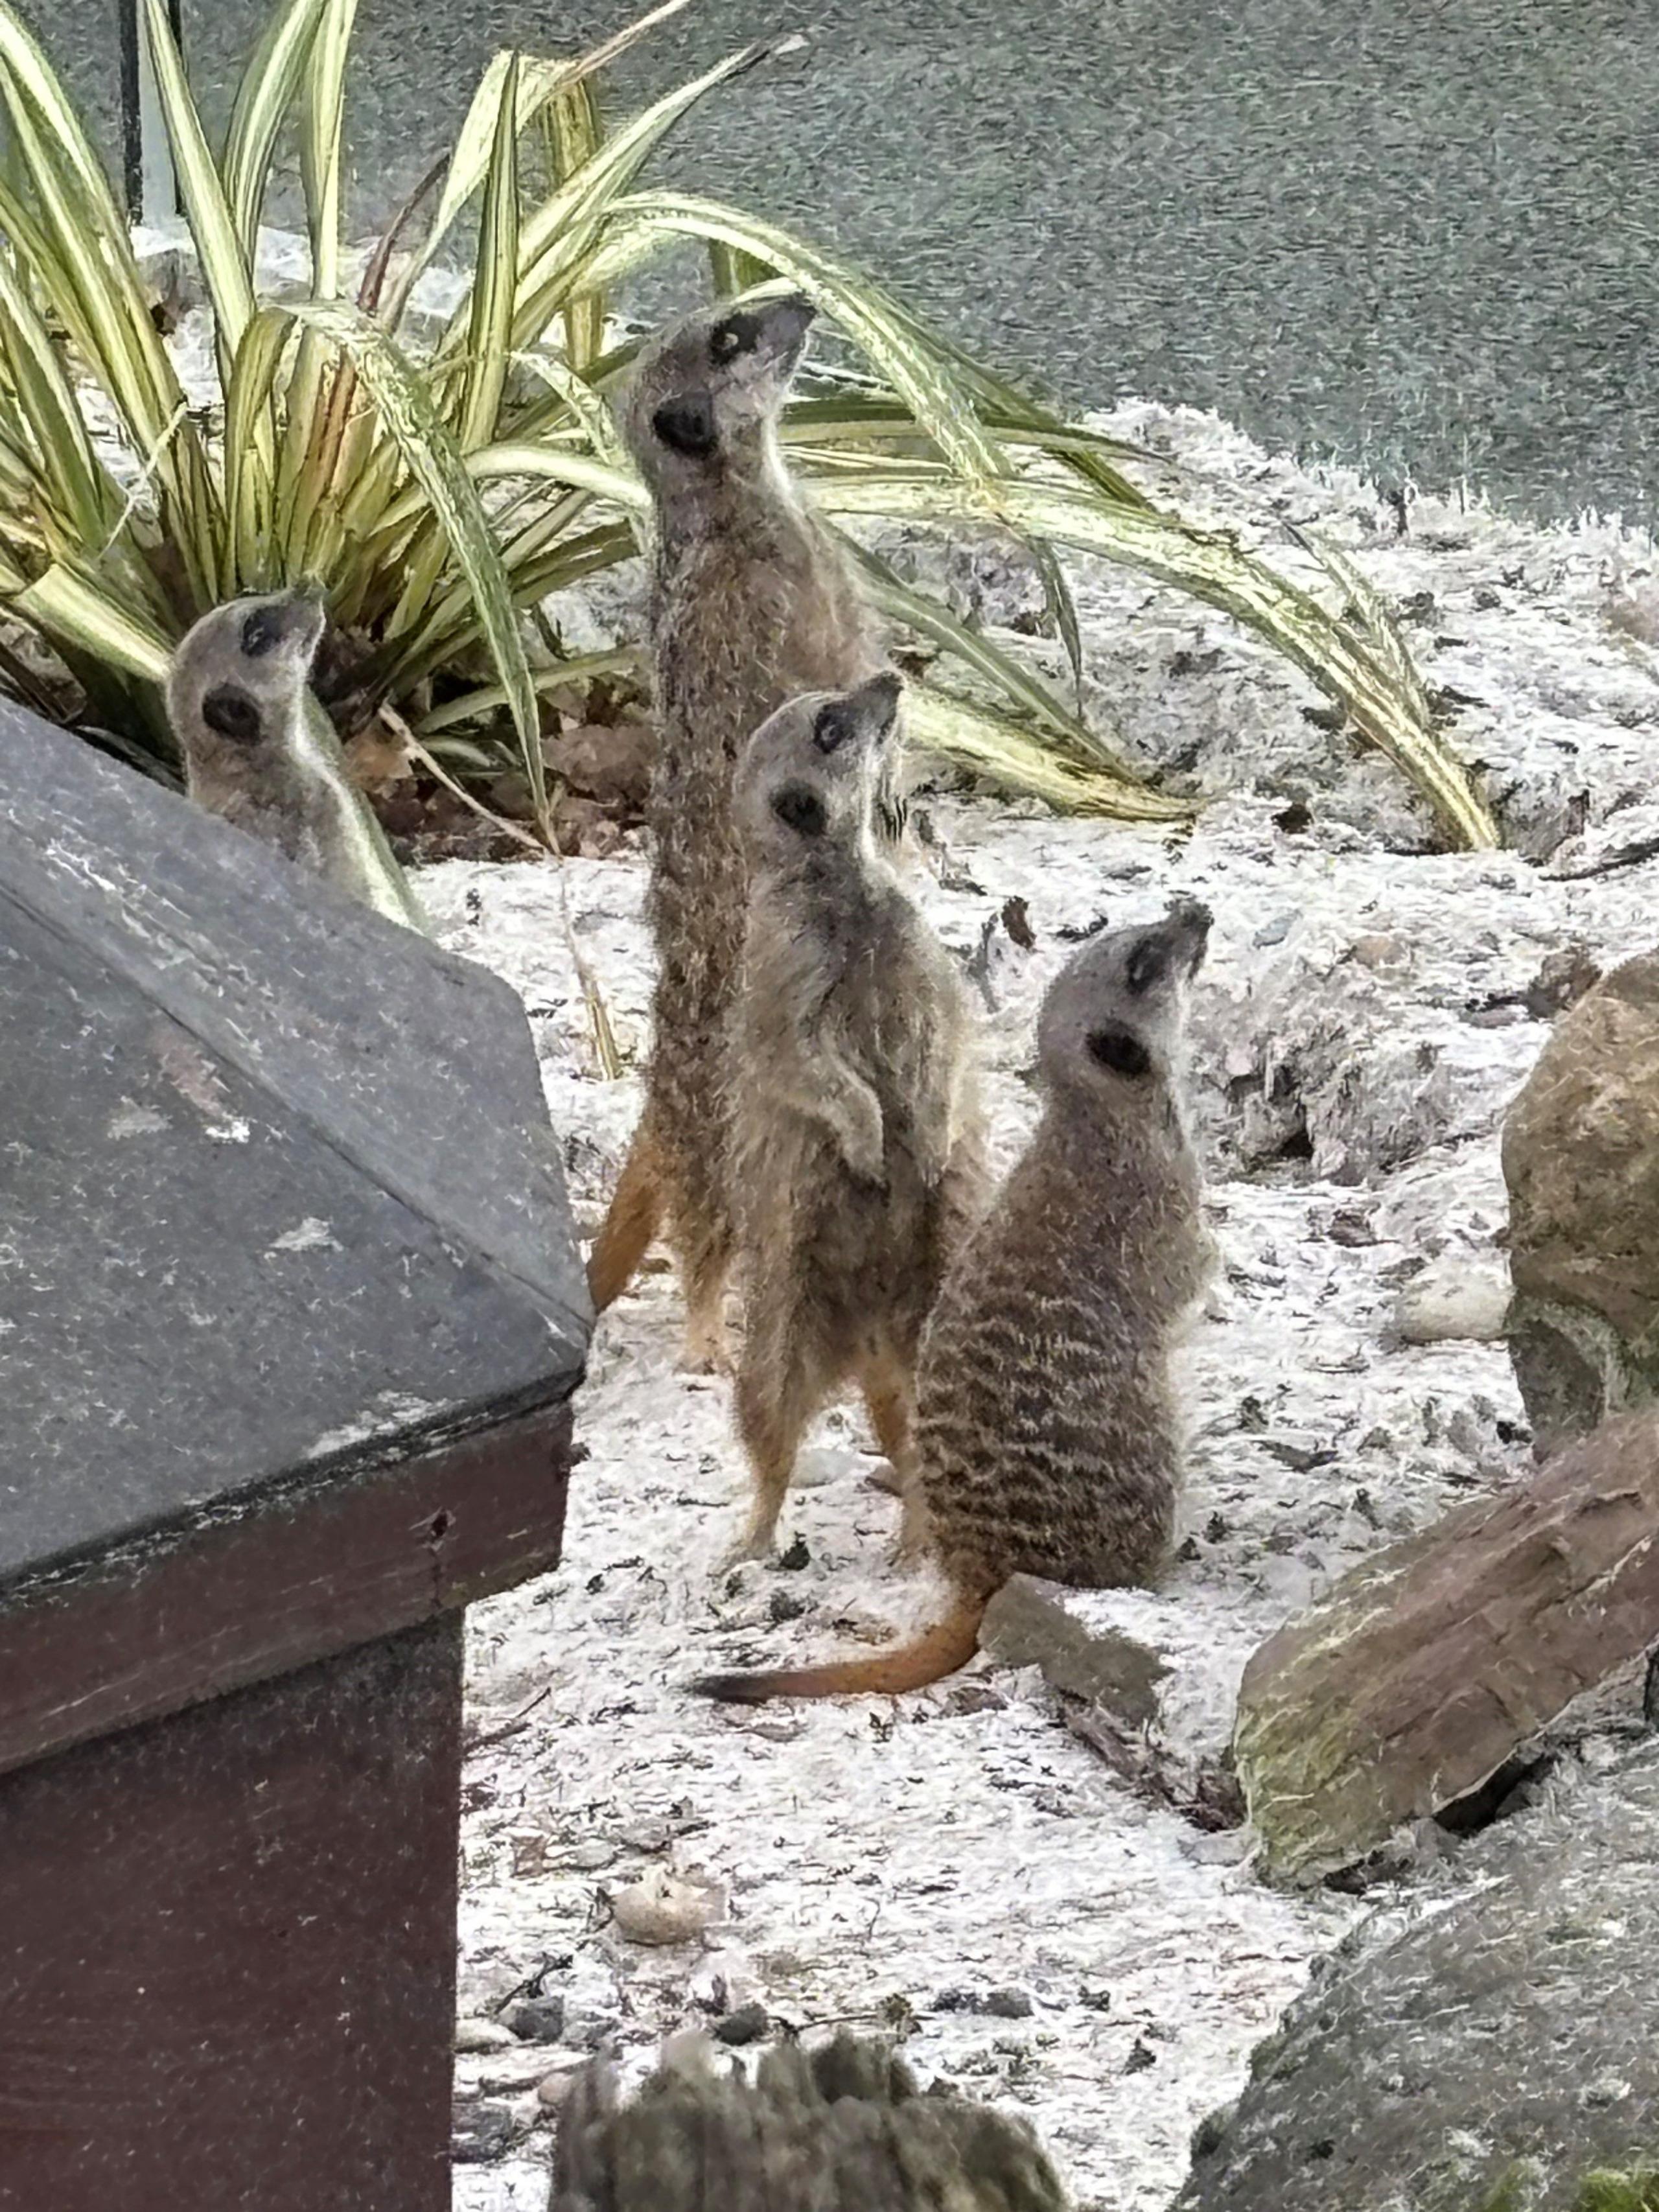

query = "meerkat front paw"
[835,1099,887,1187]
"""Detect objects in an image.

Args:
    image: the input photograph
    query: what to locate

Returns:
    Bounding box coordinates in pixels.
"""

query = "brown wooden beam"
[0,1618,464,2210]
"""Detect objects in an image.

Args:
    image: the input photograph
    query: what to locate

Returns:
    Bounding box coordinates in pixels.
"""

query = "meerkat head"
[620,292,817,495]
[166,587,327,769]
[735,669,903,868]
[1038,898,1212,1099]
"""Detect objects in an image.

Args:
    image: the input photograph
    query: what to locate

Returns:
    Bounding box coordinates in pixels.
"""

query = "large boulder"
[1176,1743,1659,2212]
[1503,950,1659,1454]
[1232,1409,1659,1885]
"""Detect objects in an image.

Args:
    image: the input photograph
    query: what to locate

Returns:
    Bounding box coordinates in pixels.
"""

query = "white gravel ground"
[429,403,1659,2211]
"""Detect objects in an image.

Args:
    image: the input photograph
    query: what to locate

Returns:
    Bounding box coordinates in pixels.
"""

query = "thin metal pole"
[118,0,184,226]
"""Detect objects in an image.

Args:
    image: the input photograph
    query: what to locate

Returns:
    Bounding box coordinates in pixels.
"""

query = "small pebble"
[452,2098,517,2163]
[506,1995,566,2044]
[610,1866,726,1947]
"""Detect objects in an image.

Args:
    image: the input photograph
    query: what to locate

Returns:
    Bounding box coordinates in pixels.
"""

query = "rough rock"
[1394,1257,1512,1344]
[1233,1410,1659,1885]
[1504,950,1659,1452]
[608,1867,727,1948]
[1176,1744,1659,2212]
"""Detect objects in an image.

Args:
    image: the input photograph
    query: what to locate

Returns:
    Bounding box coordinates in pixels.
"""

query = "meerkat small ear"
[200,683,264,745]
[651,390,718,458]
[1087,1024,1152,1078]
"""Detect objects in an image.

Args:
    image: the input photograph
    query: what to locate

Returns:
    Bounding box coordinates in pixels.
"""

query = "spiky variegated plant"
[0,0,1498,870]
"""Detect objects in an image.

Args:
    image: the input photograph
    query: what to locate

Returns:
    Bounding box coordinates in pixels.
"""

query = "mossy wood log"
[1233,1408,1659,1885]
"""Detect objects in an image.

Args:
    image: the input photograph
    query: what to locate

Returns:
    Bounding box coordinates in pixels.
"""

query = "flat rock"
[1176,1745,1659,2212]
[980,1575,1172,1725]
[1394,1257,1512,1344]
[1233,1410,1659,1885]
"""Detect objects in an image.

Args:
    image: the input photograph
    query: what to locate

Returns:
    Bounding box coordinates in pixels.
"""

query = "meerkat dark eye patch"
[772,783,827,837]
[708,312,760,363]
[200,683,264,745]
[1088,1025,1152,1078]
[651,390,718,458]
[1124,933,1172,995]
[813,698,859,754]
[240,604,284,658]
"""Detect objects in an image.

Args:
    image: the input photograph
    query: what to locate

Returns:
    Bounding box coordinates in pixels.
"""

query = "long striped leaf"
[907,684,1190,822]
[0,250,119,542]
[223,0,329,255]
[223,305,296,594]
[494,48,767,355]
[456,52,520,457]
[141,0,258,372]
[822,474,1497,848]
[545,77,605,371]
[612,191,1009,497]
[288,297,544,809]
[848,540,1142,779]
[415,0,690,284]
[0,1,128,231]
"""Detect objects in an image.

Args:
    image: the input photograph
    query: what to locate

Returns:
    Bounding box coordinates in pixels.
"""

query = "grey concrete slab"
[34,0,1659,523]
[0,700,588,1593]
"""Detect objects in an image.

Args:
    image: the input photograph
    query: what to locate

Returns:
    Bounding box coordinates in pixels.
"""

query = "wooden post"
[0,704,592,2205]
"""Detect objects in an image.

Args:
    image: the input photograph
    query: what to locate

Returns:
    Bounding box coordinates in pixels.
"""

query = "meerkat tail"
[587,1126,662,1311]
[692,1597,986,1703]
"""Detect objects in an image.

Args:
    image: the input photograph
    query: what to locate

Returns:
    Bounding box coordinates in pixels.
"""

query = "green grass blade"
[821,476,1496,848]
[614,192,1008,495]
[223,0,329,256]
[141,0,257,371]
[907,682,1190,821]
[0,70,218,599]
[288,297,544,810]
[302,0,356,298]
[417,647,641,736]
[17,563,174,683]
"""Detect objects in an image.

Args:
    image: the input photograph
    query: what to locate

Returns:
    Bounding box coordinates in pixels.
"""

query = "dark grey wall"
[30,0,1659,524]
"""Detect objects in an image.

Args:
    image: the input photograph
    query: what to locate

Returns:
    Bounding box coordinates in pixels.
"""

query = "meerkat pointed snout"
[695,901,1214,1702]
[713,673,987,1566]
[167,587,327,774]
[626,292,818,489]
[585,294,897,1368]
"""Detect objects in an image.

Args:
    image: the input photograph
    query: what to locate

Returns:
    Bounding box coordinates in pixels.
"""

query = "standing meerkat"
[585,292,893,1371]
[551,2029,1071,2211]
[165,588,422,927]
[720,670,986,1563]
[695,899,1214,1699]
